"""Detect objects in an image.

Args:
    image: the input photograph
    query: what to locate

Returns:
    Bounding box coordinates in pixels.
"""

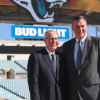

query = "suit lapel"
[81,37,92,64]
[56,54,60,82]
[71,39,76,68]
[71,38,92,74]
[78,37,92,73]
[42,48,57,80]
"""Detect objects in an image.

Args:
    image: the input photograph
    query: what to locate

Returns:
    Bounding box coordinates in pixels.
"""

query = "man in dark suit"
[27,30,62,100]
[60,15,100,100]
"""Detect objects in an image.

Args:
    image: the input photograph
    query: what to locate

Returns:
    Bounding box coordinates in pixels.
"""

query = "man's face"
[72,18,87,39]
[44,31,59,51]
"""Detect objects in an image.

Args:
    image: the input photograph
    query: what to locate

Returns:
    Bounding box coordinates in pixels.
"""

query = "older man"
[27,30,62,100]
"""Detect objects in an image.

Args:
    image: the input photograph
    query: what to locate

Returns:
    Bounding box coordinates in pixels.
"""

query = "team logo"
[12,0,66,22]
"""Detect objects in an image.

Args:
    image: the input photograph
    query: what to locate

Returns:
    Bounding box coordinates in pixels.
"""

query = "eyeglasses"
[45,37,59,40]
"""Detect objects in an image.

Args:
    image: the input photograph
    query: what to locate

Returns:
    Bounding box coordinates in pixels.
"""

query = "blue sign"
[0,23,13,40]
[12,25,71,40]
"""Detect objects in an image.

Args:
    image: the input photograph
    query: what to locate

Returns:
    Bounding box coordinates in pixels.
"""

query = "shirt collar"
[76,34,87,43]
[45,47,55,55]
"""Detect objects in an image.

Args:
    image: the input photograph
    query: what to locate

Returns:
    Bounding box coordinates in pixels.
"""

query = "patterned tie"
[76,41,82,66]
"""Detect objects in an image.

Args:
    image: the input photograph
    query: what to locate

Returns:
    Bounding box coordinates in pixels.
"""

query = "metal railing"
[0,79,30,100]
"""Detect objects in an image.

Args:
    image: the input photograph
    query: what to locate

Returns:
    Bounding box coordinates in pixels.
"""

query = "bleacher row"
[0,58,30,100]
[0,60,27,73]
[0,79,30,100]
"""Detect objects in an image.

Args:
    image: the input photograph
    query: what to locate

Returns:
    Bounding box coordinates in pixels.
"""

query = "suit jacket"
[27,47,62,100]
[60,37,100,100]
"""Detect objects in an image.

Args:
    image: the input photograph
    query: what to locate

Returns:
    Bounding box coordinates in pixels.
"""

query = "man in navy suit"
[27,30,62,100]
[60,15,100,100]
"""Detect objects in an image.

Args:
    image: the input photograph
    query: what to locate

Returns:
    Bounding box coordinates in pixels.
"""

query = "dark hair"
[72,15,87,22]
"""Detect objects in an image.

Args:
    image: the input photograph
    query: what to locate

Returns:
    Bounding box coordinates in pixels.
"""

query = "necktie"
[51,54,56,75]
[76,41,82,66]
[51,54,55,61]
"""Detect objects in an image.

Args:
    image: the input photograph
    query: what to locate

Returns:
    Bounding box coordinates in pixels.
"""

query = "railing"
[14,60,27,71]
[0,79,30,100]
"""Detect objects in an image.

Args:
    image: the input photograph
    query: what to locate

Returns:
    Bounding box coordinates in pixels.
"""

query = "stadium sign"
[12,25,71,40]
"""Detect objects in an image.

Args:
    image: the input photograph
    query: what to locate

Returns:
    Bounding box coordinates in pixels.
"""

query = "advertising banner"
[12,25,72,40]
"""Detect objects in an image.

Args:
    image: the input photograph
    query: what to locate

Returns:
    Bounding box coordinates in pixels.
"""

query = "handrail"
[14,60,27,71]
[0,84,26,99]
